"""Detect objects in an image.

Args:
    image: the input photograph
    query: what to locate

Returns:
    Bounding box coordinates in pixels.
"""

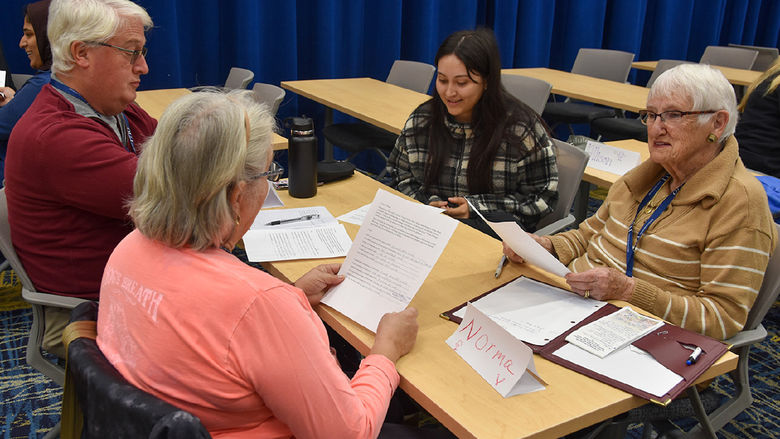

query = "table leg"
[324,107,334,161]
[573,181,592,225]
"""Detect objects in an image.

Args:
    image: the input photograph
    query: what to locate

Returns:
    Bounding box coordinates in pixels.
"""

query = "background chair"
[501,73,552,116]
[322,59,436,179]
[62,302,212,439]
[224,67,255,90]
[11,73,32,89]
[251,82,285,116]
[728,43,779,72]
[699,46,759,70]
[590,59,691,142]
[533,139,590,235]
[0,189,87,387]
[542,48,635,136]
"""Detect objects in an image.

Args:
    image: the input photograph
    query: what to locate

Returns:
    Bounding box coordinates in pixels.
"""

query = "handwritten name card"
[585,140,642,176]
[446,303,545,397]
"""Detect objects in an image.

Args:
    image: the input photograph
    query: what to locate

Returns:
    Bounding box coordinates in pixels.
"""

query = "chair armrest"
[21,288,90,309]
[724,324,767,349]
[534,215,576,236]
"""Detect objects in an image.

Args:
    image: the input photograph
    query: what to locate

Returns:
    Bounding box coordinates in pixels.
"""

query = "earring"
[706,133,717,143]
[235,215,241,225]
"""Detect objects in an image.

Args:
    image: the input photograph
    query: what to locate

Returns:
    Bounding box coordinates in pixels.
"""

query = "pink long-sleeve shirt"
[97,230,399,438]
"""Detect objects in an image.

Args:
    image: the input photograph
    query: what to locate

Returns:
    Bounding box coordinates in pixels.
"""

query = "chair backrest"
[728,43,779,72]
[66,302,212,439]
[744,223,780,331]
[11,73,33,89]
[501,74,552,115]
[646,59,693,88]
[570,48,635,83]
[385,60,436,94]
[699,46,759,70]
[534,139,590,231]
[0,188,36,291]
[251,83,285,116]
[224,67,254,90]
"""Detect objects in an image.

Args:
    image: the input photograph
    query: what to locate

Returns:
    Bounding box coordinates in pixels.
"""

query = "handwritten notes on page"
[322,189,458,332]
[447,304,545,397]
[466,200,570,277]
[585,140,642,176]
[243,206,352,262]
[453,277,605,346]
[565,306,663,358]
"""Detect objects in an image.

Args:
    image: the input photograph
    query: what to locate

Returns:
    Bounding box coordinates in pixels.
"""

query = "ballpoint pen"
[494,255,508,278]
[265,213,319,226]
[686,346,703,365]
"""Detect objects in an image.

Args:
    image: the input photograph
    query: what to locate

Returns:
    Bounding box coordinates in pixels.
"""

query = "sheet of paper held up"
[446,303,545,397]
[243,206,352,262]
[585,140,642,176]
[453,276,606,346]
[466,200,570,277]
[338,203,445,226]
[565,306,663,358]
[0,71,6,88]
[322,189,458,332]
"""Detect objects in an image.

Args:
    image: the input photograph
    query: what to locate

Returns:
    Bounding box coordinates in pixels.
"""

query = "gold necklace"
[644,182,668,214]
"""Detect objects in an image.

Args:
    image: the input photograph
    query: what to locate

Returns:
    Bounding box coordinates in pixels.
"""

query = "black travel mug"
[286,116,318,198]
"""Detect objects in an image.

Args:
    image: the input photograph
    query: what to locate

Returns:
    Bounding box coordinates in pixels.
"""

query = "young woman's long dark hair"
[420,28,548,194]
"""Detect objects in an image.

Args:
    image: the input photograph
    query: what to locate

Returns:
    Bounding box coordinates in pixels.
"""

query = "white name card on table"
[585,140,642,176]
[446,303,546,398]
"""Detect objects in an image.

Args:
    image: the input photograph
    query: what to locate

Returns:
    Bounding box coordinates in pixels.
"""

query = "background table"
[260,173,737,439]
[632,61,761,87]
[135,88,289,151]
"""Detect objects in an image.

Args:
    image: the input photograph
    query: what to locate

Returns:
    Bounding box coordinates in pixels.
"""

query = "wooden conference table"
[134,88,289,151]
[260,173,737,439]
[632,61,761,87]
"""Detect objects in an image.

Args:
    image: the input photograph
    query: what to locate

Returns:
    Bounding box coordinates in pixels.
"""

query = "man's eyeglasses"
[638,110,716,125]
[251,161,284,182]
[94,42,148,64]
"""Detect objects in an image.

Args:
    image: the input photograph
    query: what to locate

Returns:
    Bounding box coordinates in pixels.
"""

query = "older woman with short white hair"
[505,64,777,340]
[96,90,420,438]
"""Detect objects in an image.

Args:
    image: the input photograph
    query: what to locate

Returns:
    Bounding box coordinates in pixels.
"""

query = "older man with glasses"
[4,0,156,358]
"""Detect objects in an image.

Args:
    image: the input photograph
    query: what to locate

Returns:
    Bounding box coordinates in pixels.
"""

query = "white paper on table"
[322,189,458,332]
[446,303,545,397]
[554,343,682,399]
[585,140,642,176]
[466,200,570,277]
[261,186,284,209]
[338,203,445,226]
[453,276,605,346]
[565,306,663,358]
[251,206,336,230]
[242,223,352,262]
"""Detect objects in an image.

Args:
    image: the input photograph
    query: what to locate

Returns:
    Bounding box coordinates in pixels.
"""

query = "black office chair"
[61,302,212,439]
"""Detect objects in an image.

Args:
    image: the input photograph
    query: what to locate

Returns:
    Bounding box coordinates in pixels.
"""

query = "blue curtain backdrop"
[1,0,778,169]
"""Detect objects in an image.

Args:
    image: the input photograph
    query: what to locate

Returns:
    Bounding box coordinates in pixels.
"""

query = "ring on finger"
[584,290,590,299]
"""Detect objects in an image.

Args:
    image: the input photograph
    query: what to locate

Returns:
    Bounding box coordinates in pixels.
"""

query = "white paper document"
[585,140,642,176]
[554,343,682,399]
[251,206,336,230]
[565,306,664,358]
[447,303,545,397]
[243,223,352,262]
[261,186,284,209]
[453,277,606,346]
[337,204,371,225]
[322,189,458,332]
[0,71,5,88]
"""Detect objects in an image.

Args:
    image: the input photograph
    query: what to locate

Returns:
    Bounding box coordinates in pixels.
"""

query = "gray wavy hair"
[130,90,274,250]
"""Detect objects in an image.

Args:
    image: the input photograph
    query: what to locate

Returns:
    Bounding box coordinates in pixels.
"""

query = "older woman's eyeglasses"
[94,42,148,64]
[250,161,284,182]
[638,110,716,125]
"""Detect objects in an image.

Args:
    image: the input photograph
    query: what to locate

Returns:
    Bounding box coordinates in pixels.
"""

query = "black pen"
[494,255,508,278]
[686,346,702,365]
[265,213,319,226]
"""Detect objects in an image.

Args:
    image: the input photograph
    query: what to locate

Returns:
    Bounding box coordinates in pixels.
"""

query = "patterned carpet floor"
[1,223,778,437]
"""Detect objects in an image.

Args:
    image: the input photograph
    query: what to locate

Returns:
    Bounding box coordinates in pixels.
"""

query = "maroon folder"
[440,277,729,403]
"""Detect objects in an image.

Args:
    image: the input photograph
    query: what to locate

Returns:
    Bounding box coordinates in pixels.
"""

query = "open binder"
[441,277,729,404]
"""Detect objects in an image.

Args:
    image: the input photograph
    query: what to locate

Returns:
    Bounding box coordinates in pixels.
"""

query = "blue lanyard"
[50,79,136,153]
[626,173,683,276]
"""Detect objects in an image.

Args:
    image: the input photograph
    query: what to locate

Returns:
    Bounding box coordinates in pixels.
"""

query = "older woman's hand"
[294,263,344,306]
[502,235,555,264]
[370,307,419,363]
[565,267,635,301]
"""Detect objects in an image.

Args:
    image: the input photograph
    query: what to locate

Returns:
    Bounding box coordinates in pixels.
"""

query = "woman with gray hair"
[504,64,777,340]
[96,90,420,438]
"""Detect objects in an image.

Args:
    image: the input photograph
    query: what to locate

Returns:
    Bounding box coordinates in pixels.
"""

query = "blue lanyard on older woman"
[50,78,136,154]
[626,173,684,276]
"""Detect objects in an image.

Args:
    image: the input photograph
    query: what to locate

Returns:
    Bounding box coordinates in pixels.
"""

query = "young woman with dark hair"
[387,28,558,235]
